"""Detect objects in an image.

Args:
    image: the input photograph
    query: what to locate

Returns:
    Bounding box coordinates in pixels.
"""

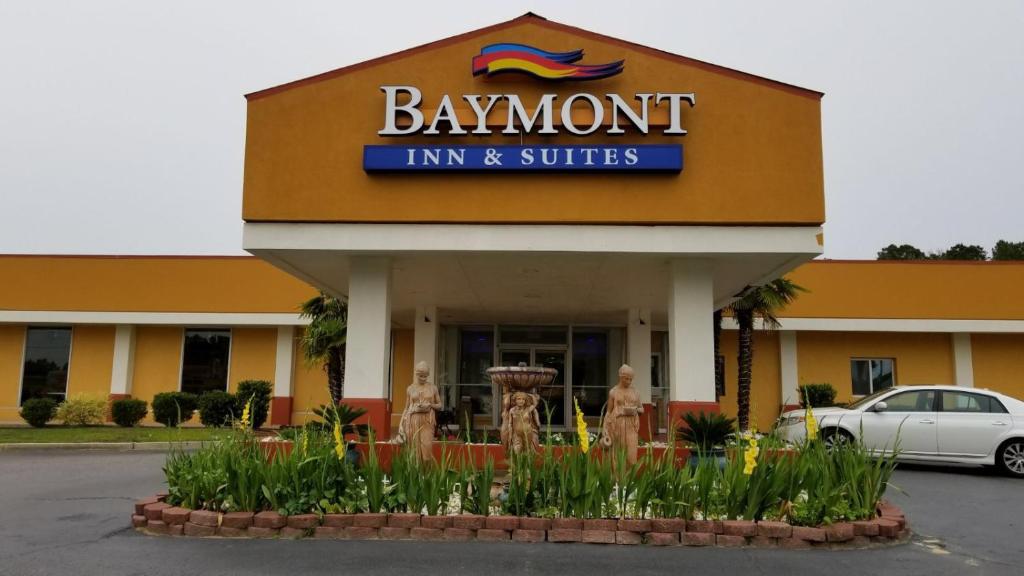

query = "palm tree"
[299,292,348,405]
[728,278,806,431]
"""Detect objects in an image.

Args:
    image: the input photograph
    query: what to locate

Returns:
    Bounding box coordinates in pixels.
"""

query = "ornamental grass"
[162,417,899,526]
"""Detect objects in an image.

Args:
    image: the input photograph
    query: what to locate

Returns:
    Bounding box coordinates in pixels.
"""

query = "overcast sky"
[1,1,1021,259]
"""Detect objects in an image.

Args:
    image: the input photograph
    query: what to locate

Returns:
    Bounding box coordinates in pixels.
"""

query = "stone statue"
[600,364,644,466]
[500,391,540,455]
[397,361,441,463]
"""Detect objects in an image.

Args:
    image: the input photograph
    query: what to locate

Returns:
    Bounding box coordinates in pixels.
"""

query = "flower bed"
[144,422,909,550]
[131,494,909,548]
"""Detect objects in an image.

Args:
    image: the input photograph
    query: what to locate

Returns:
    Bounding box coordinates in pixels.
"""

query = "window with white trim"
[850,358,895,396]
[181,329,231,395]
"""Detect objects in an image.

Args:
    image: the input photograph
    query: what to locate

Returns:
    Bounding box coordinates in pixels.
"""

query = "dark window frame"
[19,326,73,406]
[179,328,232,396]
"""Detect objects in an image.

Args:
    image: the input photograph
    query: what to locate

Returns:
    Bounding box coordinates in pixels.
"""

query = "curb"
[132,495,913,550]
[0,441,208,452]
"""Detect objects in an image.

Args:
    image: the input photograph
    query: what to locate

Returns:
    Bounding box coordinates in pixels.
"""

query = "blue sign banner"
[363,144,682,173]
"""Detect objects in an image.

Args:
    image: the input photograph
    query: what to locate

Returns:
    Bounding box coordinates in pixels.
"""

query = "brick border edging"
[132,495,911,549]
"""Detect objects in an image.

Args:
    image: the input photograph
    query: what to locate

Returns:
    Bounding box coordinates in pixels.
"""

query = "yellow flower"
[573,397,589,454]
[743,434,760,475]
[301,429,309,455]
[805,404,818,441]
[236,396,253,430]
[333,420,345,461]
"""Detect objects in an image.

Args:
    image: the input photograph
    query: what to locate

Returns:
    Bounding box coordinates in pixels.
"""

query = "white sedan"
[776,385,1024,477]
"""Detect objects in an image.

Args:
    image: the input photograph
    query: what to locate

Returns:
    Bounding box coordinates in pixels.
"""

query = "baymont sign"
[363,43,694,173]
[377,86,696,137]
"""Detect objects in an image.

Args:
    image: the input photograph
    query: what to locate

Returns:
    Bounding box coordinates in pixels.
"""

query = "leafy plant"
[309,403,368,437]
[152,392,199,427]
[198,391,237,427]
[55,394,107,426]
[236,380,272,429]
[111,398,148,427]
[361,429,386,513]
[798,383,837,408]
[677,411,736,454]
[160,413,902,526]
[20,397,57,428]
[299,293,348,405]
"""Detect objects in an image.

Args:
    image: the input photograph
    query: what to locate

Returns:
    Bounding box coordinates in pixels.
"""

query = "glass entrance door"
[498,347,568,428]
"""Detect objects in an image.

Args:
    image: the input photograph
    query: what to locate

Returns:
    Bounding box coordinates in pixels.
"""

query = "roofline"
[0,254,256,260]
[245,12,824,102]
[1,256,1020,266]
[807,259,1024,266]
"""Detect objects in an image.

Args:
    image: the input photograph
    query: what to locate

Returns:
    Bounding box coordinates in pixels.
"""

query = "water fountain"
[486,362,558,455]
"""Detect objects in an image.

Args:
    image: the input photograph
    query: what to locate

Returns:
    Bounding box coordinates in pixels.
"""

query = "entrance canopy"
[245,223,821,328]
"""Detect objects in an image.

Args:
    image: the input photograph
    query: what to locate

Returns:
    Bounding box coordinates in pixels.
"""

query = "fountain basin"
[486,364,558,391]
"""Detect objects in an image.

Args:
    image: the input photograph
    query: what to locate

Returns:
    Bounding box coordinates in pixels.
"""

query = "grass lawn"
[0,426,231,444]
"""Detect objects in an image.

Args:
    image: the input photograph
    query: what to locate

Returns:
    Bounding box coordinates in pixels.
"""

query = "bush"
[152,392,199,427]
[20,397,58,428]
[111,398,148,427]
[236,380,272,429]
[55,394,108,426]
[677,411,736,453]
[799,383,838,408]
[198,391,237,427]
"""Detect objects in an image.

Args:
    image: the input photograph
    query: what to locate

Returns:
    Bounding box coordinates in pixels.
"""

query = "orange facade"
[242,15,824,226]
[0,255,315,313]
[785,261,1024,321]
[1,256,1023,431]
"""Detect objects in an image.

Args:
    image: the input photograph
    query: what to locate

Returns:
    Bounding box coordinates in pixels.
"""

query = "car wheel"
[822,428,854,450]
[997,439,1024,478]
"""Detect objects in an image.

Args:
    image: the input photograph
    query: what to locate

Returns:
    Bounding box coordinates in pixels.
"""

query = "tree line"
[877,240,1024,261]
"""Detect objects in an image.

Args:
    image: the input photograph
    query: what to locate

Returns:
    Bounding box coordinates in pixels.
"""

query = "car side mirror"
[872,401,888,413]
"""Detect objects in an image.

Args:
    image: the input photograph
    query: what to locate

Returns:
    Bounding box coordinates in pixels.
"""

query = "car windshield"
[846,388,895,410]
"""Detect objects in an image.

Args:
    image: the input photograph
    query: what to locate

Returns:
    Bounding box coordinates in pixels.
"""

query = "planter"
[131,493,911,549]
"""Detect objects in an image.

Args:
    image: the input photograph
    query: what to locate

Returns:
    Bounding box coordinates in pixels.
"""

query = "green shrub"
[198,391,237,427]
[152,392,199,427]
[235,380,272,429]
[677,411,736,453]
[799,383,838,408]
[111,398,148,427]
[55,394,107,426]
[20,397,58,428]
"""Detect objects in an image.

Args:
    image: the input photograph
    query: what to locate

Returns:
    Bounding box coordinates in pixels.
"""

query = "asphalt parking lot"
[0,449,1020,575]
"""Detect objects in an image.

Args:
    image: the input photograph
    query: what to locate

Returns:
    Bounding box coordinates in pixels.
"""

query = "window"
[880,390,936,412]
[941,391,1008,414]
[20,327,72,405]
[181,329,231,395]
[851,358,895,395]
[456,328,494,416]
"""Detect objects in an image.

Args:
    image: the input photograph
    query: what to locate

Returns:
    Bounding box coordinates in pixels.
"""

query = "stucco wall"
[971,333,1024,399]
[795,331,956,403]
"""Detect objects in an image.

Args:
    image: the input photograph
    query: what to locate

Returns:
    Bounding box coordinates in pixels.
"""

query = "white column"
[274,326,295,397]
[627,308,652,404]
[668,260,716,402]
[779,330,800,406]
[414,305,439,379]
[109,325,136,396]
[952,333,975,387]
[343,256,392,399]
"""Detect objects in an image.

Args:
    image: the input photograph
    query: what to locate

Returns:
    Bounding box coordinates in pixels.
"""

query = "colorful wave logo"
[471,43,624,81]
